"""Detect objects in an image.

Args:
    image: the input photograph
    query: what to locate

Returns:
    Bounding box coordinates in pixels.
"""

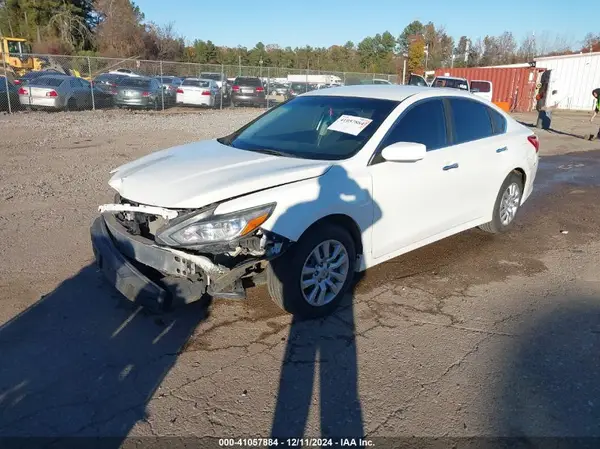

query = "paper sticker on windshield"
[327,115,373,136]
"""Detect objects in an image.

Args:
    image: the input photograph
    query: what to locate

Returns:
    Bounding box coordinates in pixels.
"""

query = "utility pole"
[424,43,429,71]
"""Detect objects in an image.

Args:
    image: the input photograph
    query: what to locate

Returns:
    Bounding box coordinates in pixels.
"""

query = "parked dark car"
[114,77,164,110]
[0,77,20,111]
[231,76,266,107]
[93,73,127,97]
[155,76,182,105]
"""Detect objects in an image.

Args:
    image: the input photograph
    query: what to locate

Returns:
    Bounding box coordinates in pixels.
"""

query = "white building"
[534,52,600,111]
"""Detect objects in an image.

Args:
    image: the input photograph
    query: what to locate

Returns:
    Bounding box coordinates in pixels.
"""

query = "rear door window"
[380,99,448,151]
[449,98,493,144]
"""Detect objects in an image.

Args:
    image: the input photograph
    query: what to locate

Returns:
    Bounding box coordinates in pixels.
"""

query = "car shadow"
[0,235,210,444]
[498,295,600,447]
[269,165,382,439]
[516,120,595,140]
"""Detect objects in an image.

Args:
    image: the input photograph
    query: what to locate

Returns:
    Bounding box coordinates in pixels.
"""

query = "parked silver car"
[18,75,112,111]
[114,77,164,110]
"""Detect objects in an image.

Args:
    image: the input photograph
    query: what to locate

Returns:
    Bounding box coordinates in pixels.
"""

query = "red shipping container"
[433,67,545,112]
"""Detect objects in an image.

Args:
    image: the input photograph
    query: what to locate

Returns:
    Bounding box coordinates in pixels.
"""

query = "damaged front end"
[90,194,291,312]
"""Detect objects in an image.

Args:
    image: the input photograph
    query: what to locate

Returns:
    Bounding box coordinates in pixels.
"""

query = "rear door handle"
[443,163,459,171]
[496,146,508,153]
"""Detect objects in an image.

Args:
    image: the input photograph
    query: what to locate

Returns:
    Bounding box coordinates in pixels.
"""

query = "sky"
[136,0,595,49]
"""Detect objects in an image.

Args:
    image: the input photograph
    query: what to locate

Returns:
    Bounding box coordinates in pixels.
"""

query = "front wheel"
[267,223,356,319]
[479,172,524,234]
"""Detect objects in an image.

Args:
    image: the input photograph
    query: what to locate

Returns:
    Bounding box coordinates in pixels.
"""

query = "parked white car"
[91,85,539,318]
[176,78,220,107]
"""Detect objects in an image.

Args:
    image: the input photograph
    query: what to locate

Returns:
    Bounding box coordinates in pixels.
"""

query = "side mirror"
[381,142,426,162]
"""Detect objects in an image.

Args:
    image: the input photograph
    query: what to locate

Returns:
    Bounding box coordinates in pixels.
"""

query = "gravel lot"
[1,108,600,443]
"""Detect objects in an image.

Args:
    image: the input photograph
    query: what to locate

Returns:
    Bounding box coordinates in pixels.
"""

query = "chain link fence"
[1,53,400,114]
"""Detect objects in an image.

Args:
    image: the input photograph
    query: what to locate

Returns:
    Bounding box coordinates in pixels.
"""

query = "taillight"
[201,91,211,96]
[18,87,28,95]
[46,90,58,97]
[527,135,539,153]
[232,85,240,92]
[14,80,21,85]
[142,91,150,97]
[255,86,264,93]
[176,88,184,94]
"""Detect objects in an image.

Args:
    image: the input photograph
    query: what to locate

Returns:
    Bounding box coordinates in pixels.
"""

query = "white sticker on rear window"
[327,115,373,136]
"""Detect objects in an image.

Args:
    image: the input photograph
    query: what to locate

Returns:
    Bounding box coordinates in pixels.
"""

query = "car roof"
[304,84,478,101]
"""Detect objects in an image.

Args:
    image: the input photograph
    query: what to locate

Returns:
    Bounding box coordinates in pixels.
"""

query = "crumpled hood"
[108,140,332,208]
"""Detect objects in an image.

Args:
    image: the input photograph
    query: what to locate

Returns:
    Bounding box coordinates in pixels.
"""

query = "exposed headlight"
[158,204,275,246]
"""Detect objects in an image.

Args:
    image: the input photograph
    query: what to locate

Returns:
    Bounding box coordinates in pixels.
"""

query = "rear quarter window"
[489,107,507,135]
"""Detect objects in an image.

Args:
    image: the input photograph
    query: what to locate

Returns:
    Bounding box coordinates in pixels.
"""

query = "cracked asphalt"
[0,109,600,443]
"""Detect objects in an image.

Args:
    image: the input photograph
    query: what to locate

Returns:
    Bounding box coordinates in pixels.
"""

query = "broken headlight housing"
[156,203,275,247]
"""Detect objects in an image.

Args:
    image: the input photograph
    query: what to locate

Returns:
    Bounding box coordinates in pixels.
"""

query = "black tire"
[479,172,524,234]
[267,223,356,319]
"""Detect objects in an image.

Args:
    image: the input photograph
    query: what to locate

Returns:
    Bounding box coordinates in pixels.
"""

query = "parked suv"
[231,76,266,107]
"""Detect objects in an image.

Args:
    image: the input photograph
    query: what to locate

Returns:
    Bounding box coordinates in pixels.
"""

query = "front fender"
[213,167,375,243]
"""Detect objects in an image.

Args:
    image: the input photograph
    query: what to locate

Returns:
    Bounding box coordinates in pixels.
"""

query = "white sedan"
[92,85,539,318]
[176,78,221,107]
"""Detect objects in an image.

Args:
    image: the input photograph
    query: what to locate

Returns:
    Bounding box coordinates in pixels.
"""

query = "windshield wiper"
[251,148,304,158]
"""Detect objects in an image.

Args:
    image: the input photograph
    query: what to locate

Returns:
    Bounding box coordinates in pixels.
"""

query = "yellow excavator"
[0,36,81,78]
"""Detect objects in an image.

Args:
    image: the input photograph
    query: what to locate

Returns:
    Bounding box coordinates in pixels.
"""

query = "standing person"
[591,88,600,140]
[591,88,600,122]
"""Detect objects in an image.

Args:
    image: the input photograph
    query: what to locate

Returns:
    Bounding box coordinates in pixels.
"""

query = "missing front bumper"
[90,214,285,311]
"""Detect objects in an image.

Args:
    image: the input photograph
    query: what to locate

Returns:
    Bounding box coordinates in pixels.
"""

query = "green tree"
[398,20,424,53]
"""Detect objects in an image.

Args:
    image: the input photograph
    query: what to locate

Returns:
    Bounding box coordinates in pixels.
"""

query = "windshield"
[7,41,20,54]
[120,78,151,88]
[218,95,398,160]
[182,79,210,87]
[158,77,181,85]
[433,78,468,90]
[32,77,65,87]
[235,77,262,87]
[200,73,221,81]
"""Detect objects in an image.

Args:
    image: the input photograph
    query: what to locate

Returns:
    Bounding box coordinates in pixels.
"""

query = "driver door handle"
[443,163,459,171]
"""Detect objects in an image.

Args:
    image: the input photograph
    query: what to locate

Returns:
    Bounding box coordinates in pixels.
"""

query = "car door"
[445,97,502,222]
[369,98,462,259]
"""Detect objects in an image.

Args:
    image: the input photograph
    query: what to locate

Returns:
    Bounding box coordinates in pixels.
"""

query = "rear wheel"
[267,223,356,319]
[479,172,524,234]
